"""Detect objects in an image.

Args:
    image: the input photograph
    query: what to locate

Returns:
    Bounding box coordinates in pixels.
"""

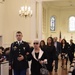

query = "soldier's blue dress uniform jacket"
[10,41,30,71]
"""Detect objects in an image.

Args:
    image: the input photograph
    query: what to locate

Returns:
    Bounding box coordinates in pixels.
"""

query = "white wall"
[1,0,75,47]
[0,2,4,35]
[44,6,75,43]
[0,0,37,47]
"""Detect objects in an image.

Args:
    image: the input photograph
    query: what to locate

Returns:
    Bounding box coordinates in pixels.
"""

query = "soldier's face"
[16,33,23,41]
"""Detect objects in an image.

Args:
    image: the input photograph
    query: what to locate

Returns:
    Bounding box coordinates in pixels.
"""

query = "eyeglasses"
[33,42,39,45]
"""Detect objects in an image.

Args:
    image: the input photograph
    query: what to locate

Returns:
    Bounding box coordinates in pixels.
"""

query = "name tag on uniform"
[23,47,26,50]
[13,46,17,50]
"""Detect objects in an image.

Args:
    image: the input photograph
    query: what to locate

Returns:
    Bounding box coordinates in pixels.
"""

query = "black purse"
[40,64,49,75]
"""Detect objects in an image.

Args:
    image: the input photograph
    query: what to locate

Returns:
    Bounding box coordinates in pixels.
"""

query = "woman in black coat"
[45,37,56,75]
[40,40,46,52]
[28,39,47,75]
[61,39,68,69]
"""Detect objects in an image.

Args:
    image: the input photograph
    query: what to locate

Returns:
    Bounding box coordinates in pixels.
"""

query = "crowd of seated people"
[0,37,75,75]
[0,47,12,75]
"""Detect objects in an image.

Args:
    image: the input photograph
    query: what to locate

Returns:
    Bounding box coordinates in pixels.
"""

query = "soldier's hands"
[26,52,29,55]
[17,55,24,61]
[9,66,12,70]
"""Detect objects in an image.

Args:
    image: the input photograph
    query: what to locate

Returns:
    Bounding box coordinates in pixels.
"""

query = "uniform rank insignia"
[13,46,17,50]
[23,47,25,50]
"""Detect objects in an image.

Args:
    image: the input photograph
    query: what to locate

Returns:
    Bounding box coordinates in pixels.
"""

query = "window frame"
[50,16,56,32]
[68,16,75,32]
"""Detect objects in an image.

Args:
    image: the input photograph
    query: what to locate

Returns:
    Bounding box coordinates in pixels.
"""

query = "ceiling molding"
[43,0,75,8]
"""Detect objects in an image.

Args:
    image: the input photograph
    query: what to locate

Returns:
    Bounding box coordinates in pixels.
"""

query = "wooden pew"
[68,58,75,75]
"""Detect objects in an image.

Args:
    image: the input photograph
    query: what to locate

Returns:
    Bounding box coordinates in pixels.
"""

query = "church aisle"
[28,59,70,75]
[52,59,70,75]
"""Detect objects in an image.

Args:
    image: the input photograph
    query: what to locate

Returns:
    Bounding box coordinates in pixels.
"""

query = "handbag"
[40,64,49,75]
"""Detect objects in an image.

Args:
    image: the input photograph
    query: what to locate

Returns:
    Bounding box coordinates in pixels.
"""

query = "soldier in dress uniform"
[9,31,30,75]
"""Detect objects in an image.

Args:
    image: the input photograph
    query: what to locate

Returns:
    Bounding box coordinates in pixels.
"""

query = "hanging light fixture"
[19,0,32,17]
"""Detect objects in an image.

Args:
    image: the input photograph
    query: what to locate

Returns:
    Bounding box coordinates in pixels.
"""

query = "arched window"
[69,16,75,31]
[50,16,56,31]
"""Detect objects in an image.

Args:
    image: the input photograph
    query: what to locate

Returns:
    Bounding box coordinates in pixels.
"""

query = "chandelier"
[19,6,32,17]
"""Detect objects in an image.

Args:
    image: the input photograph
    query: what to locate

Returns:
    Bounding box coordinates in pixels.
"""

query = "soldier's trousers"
[14,69,26,75]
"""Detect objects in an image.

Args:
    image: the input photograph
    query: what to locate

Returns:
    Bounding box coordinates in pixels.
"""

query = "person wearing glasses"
[9,31,30,75]
[28,39,47,75]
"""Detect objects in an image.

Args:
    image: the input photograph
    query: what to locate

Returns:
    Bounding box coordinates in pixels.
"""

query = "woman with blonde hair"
[28,39,47,75]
